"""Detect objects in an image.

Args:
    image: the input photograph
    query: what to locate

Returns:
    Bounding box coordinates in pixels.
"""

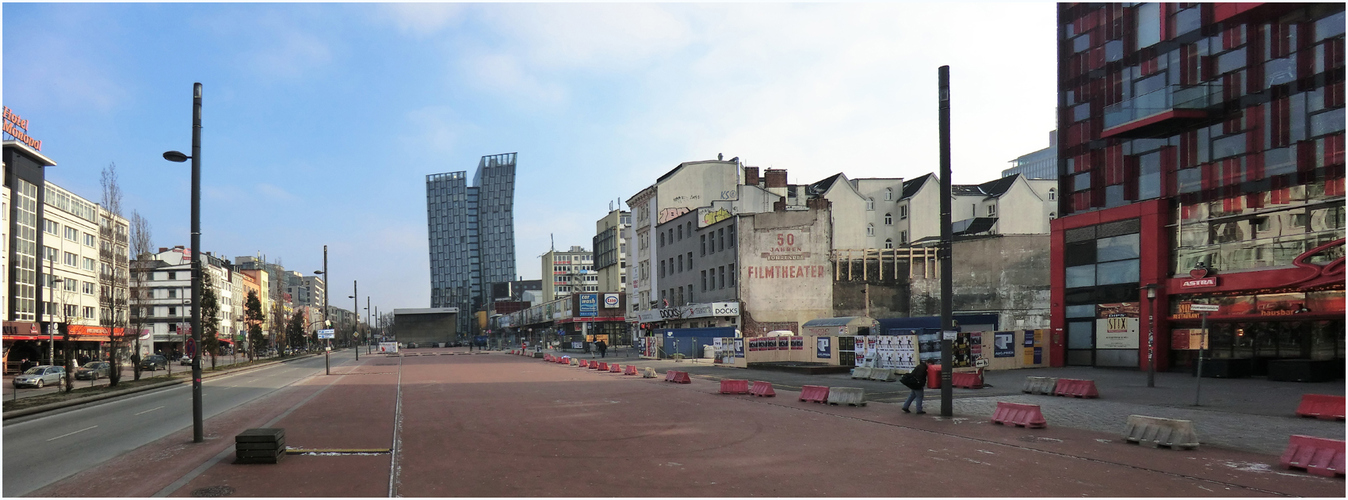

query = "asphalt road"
[3,355,260,401]
[1,350,357,497]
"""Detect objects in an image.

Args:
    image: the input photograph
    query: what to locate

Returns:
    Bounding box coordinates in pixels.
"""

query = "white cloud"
[456,51,568,107]
[245,30,333,80]
[379,3,466,38]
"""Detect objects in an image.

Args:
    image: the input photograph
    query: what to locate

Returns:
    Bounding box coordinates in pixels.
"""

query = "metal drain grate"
[191,486,235,497]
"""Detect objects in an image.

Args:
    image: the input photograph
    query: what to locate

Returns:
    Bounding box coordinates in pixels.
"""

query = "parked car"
[180,355,193,366]
[407,342,418,349]
[14,365,65,388]
[75,361,111,380]
[139,355,168,371]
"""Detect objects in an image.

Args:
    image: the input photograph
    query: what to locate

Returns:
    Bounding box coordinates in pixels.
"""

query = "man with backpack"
[900,359,928,414]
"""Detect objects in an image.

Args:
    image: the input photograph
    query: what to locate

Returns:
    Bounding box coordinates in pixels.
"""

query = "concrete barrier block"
[642,367,657,378]
[868,369,896,382]
[850,367,873,379]
[1021,376,1057,395]
[827,387,866,406]
[1124,415,1199,450]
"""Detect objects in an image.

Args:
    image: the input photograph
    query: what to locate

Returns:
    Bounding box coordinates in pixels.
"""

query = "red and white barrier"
[750,381,776,397]
[799,385,830,403]
[609,363,621,373]
[1280,435,1345,477]
[991,402,1047,429]
[1053,378,1100,398]
[1296,394,1346,420]
[719,379,750,394]
[624,365,638,376]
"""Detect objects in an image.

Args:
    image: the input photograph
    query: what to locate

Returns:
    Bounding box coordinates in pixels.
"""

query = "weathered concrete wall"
[832,235,1049,330]
[737,208,833,335]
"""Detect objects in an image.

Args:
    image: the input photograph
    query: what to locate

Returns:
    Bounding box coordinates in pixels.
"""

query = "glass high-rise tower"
[426,153,517,336]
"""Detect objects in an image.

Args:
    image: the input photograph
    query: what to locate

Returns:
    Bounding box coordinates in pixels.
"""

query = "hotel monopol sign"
[3,107,43,151]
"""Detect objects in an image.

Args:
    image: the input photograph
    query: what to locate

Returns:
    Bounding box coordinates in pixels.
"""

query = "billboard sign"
[579,294,598,317]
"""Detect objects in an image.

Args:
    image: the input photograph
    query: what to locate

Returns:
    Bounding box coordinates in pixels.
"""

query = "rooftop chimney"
[764,169,788,188]
[744,166,760,186]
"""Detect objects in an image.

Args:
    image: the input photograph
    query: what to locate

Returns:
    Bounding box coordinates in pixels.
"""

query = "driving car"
[139,355,168,371]
[14,365,65,388]
[75,361,111,380]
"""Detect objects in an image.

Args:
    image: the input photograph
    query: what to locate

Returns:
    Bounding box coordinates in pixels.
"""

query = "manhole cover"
[191,485,235,497]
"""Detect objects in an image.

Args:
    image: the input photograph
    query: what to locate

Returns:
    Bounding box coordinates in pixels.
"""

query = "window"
[170,289,178,298]
[64,252,79,267]
[718,228,725,251]
[884,239,894,249]
[701,270,707,291]
[83,257,95,271]
[867,224,875,237]
[677,254,683,273]
[84,233,95,247]
[64,226,79,242]
[677,225,683,241]
[687,252,693,270]
[1135,2,1161,49]
[900,205,908,219]
[884,213,893,225]
[866,198,875,211]
[83,281,95,294]
[44,246,57,262]
[987,205,997,217]
[1048,188,1056,201]
[729,264,735,286]
[44,220,58,235]
[728,225,735,246]
[84,306,95,319]
[900,231,908,244]
[659,232,664,247]
[719,266,726,289]
[700,235,706,255]
[885,188,893,201]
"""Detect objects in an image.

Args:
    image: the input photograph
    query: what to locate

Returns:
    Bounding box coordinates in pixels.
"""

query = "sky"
[2,2,1058,313]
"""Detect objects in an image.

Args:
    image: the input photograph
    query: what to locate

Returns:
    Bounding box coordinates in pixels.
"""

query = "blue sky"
[3,2,1057,312]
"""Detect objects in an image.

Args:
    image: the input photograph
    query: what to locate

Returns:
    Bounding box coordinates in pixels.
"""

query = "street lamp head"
[162,151,190,163]
[313,270,324,275]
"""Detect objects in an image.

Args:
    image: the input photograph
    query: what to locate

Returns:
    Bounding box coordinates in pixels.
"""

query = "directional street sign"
[1190,304,1220,312]
[318,329,335,339]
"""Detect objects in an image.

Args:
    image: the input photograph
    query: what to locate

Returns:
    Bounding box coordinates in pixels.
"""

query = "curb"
[3,379,185,420]
[1,354,317,420]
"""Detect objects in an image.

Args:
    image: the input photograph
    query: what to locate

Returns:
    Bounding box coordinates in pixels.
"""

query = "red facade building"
[1051,3,1344,378]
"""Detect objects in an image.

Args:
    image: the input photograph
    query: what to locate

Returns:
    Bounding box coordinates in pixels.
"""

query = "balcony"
[1102,85,1218,138]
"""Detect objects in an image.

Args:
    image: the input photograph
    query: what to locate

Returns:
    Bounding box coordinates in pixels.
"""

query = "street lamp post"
[162,82,204,443]
[349,280,358,360]
[1144,283,1158,388]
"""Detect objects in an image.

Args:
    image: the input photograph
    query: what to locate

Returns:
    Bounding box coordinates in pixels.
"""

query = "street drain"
[190,485,235,497]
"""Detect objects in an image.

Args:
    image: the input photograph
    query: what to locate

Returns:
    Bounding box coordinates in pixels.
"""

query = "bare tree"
[128,211,154,380]
[269,300,286,355]
[99,163,132,386]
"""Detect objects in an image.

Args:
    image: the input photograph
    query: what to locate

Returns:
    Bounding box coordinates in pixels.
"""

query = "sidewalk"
[29,349,1345,497]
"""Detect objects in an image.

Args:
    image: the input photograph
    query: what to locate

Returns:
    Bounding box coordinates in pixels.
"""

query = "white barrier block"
[826,387,866,407]
[1124,415,1199,450]
[868,369,896,382]
[642,367,657,378]
[851,367,873,379]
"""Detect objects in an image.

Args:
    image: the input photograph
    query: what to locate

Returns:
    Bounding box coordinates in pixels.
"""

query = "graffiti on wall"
[658,207,691,224]
[698,207,735,227]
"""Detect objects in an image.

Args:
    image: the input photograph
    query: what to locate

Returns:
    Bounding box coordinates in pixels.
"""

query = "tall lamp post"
[1144,283,1158,388]
[349,280,358,360]
[162,82,204,444]
[314,245,329,354]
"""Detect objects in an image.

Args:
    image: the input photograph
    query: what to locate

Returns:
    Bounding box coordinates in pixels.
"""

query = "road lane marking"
[134,406,165,416]
[47,425,98,441]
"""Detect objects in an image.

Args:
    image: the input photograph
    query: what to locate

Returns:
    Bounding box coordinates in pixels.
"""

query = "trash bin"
[703,345,717,360]
[927,363,942,389]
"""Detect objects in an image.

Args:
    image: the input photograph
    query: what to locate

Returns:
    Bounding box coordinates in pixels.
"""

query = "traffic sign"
[1190,304,1220,312]
[318,329,335,339]
[186,338,197,358]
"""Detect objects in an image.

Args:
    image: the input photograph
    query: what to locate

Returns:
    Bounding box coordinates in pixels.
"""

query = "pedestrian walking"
[900,359,928,414]
[596,339,607,358]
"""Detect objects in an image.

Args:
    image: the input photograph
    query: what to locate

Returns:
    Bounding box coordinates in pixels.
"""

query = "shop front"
[1167,290,1344,378]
